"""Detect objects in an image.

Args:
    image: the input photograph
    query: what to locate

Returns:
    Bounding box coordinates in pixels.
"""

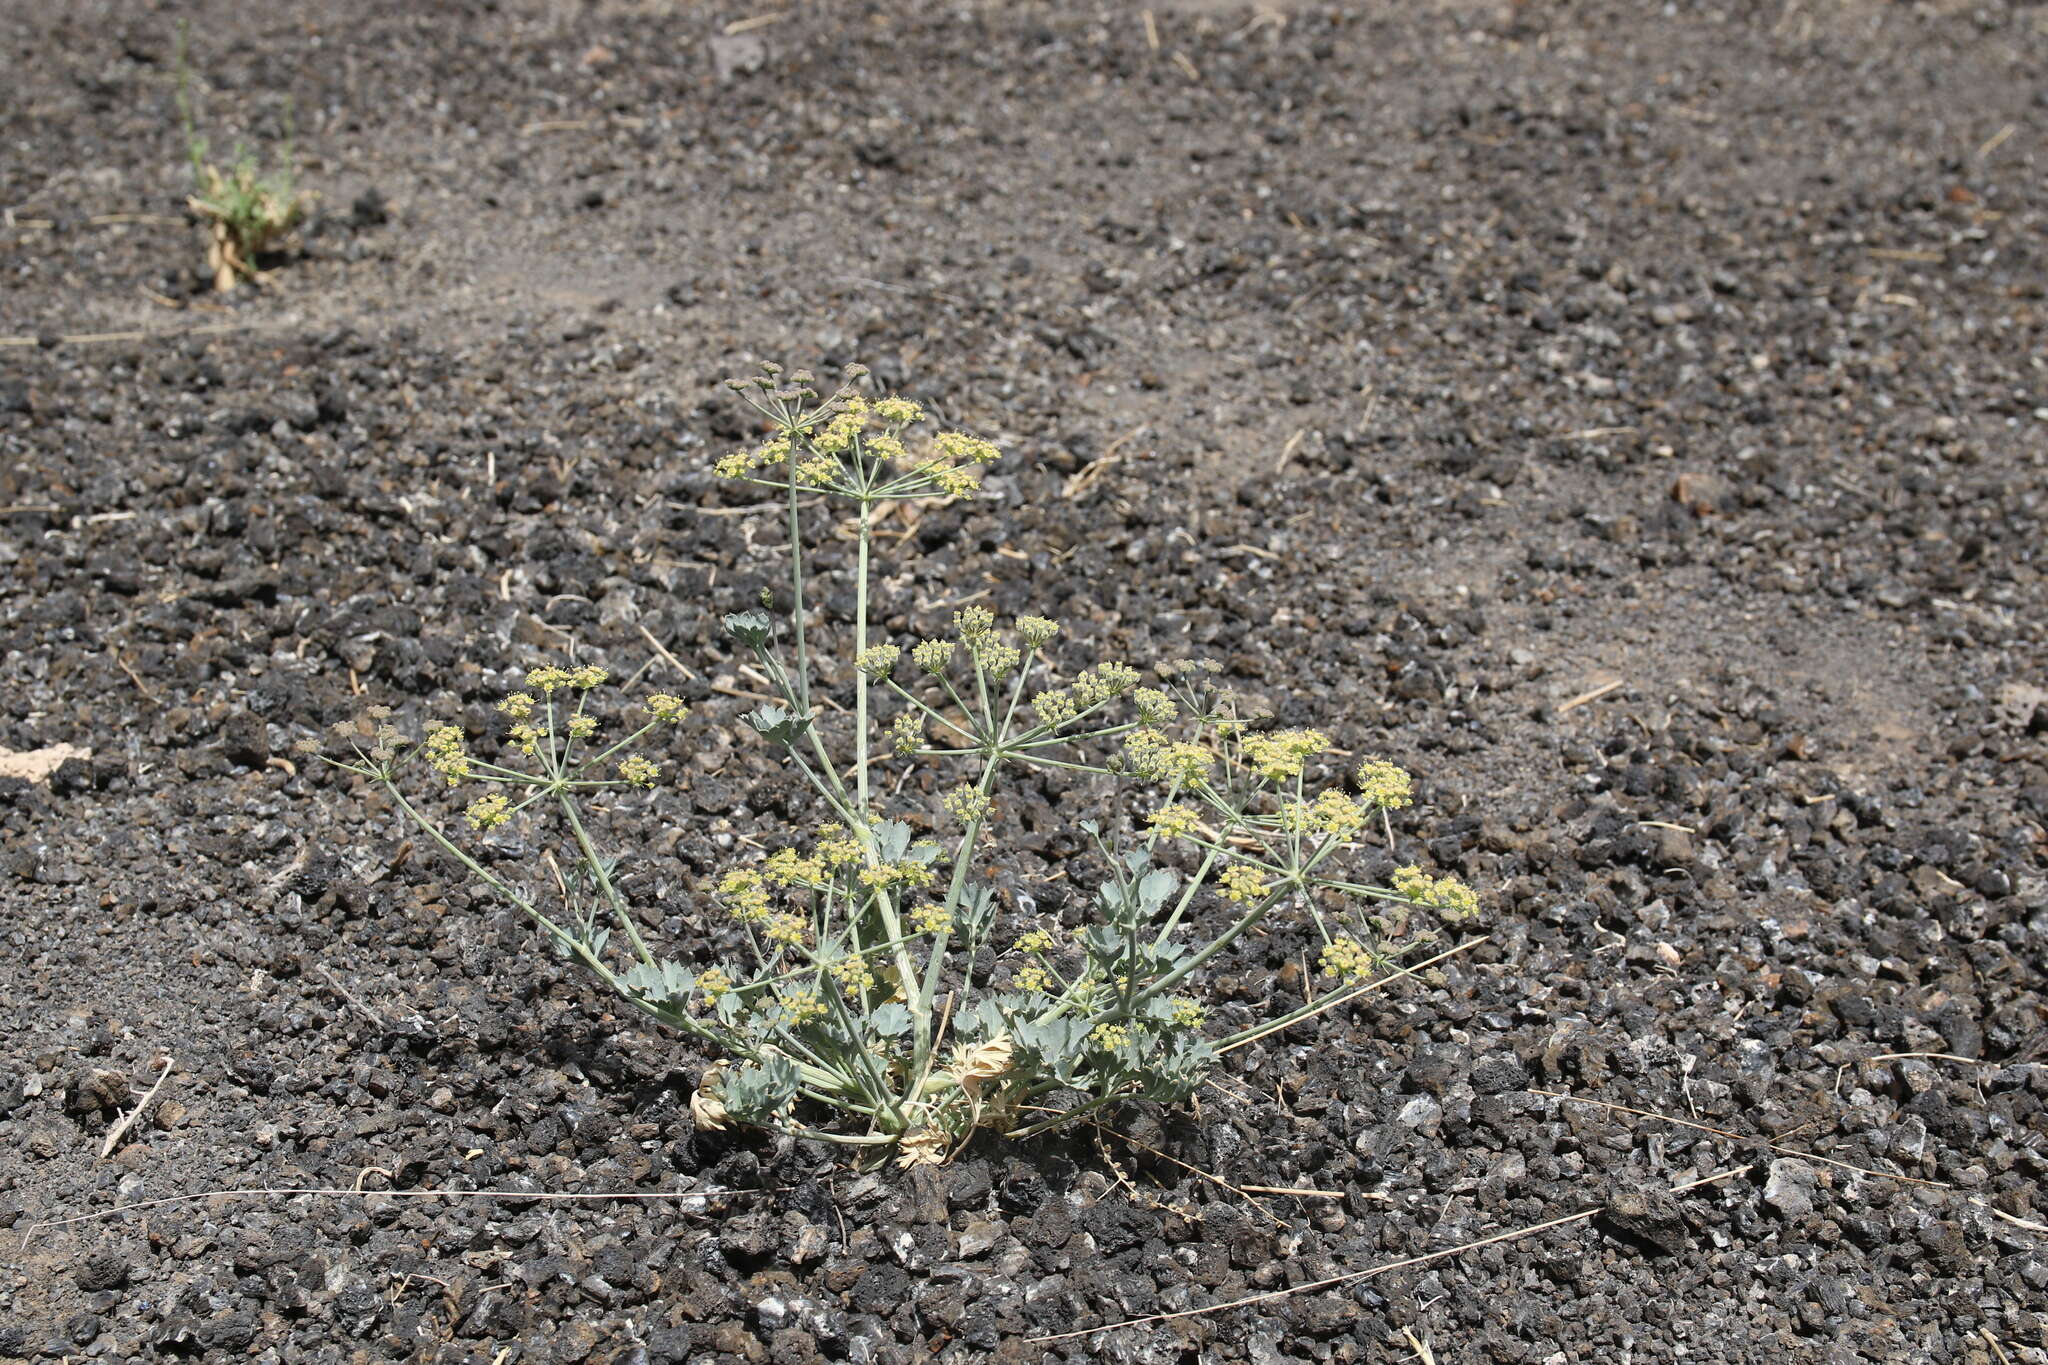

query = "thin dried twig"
[1555,678,1625,715]
[23,1179,775,1245]
[1976,123,2016,161]
[637,624,701,682]
[1095,1121,1273,1226]
[1855,1050,1989,1068]
[1532,1090,1954,1191]
[315,965,390,1031]
[723,11,789,35]
[1272,427,1307,474]
[1218,937,1484,1055]
[1028,1165,1753,1342]
[1239,1184,1344,1200]
[99,1056,174,1159]
[0,320,263,348]
[709,678,786,706]
[1061,425,1146,501]
[112,648,162,704]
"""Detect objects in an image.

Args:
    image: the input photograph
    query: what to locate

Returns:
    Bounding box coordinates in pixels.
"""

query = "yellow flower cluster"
[1013,929,1057,954]
[1132,687,1178,724]
[795,456,839,486]
[528,664,607,693]
[765,913,809,948]
[1393,865,1480,919]
[873,396,925,425]
[1170,998,1207,1028]
[498,693,535,719]
[1014,964,1053,994]
[714,436,793,479]
[647,694,689,723]
[830,956,876,992]
[776,990,827,1026]
[1031,689,1078,729]
[1279,790,1371,839]
[856,644,901,678]
[910,902,953,935]
[424,726,469,785]
[813,399,870,455]
[1354,758,1414,809]
[1073,662,1139,705]
[954,606,995,639]
[942,786,992,825]
[1090,1023,1132,1050]
[1242,729,1331,783]
[1391,866,1432,900]
[934,431,1001,464]
[859,860,937,892]
[815,825,863,866]
[1124,729,1213,785]
[719,869,772,922]
[1320,936,1376,983]
[508,723,544,756]
[1217,865,1272,904]
[911,639,955,673]
[1146,804,1203,839]
[966,636,1021,679]
[890,712,922,755]
[921,462,980,497]
[757,850,816,888]
[1016,615,1060,647]
[695,967,732,1003]
[618,756,660,787]
[465,794,511,830]
[568,714,598,739]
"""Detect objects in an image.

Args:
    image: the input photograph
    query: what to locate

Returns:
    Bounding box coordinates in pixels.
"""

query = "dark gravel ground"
[3,1,2046,1361]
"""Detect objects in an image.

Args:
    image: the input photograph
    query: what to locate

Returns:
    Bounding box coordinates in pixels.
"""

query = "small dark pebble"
[1598,1186,1689,1256]
[74,1250,128,1292]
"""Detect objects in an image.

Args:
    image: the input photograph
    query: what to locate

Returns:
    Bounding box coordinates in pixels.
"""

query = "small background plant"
[312,363,1482,1166]
[174,23,311,292]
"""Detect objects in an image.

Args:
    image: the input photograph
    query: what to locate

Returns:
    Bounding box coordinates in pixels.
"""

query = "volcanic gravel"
[2,2,2045,1362]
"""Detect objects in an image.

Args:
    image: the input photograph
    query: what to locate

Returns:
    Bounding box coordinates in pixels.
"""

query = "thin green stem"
[784,461,812,716]
[856,501,872,819]
[1214,938,1484,1053]
[882,678,978,741]
[557,792,654,968]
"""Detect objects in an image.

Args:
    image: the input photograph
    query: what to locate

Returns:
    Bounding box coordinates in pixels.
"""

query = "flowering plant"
[315,362,1480,1164]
